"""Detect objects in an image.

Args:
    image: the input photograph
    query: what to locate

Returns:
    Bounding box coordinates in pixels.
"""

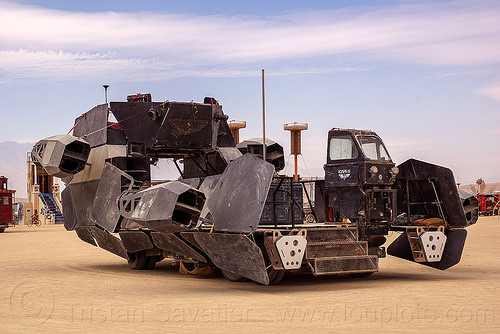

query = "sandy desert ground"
[1,216,499,333]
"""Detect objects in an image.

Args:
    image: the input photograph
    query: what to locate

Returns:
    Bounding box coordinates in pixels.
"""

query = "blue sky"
[1,0,499,184]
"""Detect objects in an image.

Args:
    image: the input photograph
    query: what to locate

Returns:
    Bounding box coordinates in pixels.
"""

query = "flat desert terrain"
[1,217,499,333]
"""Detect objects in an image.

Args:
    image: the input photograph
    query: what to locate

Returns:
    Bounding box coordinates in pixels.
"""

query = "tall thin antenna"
[261,69,266,162]
[103,84,109,105]
[103,84,110,120]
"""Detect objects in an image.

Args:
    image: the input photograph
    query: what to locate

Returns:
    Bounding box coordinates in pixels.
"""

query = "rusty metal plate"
[119,231,153,253]
[74,226,97,247]
[151,232,206,262]
[193,232,269,285]
[90,226,128,259]
[179,232,203,250]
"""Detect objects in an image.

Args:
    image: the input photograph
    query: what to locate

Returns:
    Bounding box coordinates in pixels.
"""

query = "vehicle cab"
[323,129,398,231]
[325,128,398,187]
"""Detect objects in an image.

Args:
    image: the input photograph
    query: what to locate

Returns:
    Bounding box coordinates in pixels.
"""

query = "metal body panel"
[151,232,207,262]
[74,226,97,246]
[120,181,186,221]
[237,138,284,171]
[179,178,202,188]
[64,145,129,230]
[70,145,127,183]
[73,104,126,147]
[387,228,467,270]
[218,147,243,164]
[61,186,77,230]
[91,163,134,233]
[394,159,470,228]
[31,135,91,178]
[63,180,100,230]
[193,232,269,285]
[329,187,364,221]
[119,231,154,253]
[197,175,222,220]
[150,225,189,233]
[111,101,229,154]
[90,226,128,259]
[325,165,360,187]
[110,101,164,148]
[119,181,204,229]
[208,154,274,233]
[154,103,215,148]
[433,229,468,270]
[459,189,479,226]
[216,119,236,148]
[179,232,203,250]
[73,104,108,147]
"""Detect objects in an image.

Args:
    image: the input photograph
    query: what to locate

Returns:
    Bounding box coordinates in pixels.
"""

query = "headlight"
[391,166,399,175]
[370,166,378,174]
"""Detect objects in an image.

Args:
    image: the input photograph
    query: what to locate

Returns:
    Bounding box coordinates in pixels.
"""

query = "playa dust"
[1,217,499,333]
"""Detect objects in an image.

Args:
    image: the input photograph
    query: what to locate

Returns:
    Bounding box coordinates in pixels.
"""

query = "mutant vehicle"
[31,94,478,285]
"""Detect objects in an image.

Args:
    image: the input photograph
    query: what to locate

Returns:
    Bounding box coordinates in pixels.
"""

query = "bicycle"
[27,215,41,227]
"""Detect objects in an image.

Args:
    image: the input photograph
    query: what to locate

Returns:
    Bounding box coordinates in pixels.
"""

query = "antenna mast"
[262,69,266,162]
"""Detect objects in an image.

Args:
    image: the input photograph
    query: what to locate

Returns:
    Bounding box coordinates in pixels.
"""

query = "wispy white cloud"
[1,0,499,81]
[475,83,500,104]
[0,49,158,80]
[0,48,364,81]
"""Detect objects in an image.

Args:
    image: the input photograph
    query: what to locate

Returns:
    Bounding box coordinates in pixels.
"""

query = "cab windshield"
[329,136,359,160]
[357,135,391,161]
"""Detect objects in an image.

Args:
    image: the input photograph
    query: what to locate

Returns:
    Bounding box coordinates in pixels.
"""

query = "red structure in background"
[477,193,500,215]
[0,176,16,224]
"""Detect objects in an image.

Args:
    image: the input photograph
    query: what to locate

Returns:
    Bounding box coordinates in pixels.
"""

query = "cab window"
[329,136,358,160]
[358,136,391,161]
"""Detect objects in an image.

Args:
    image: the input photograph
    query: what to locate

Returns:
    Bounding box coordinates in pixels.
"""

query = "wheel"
[128,252,162,270]
[145,255,163,270]
[259,246,285,285]
[0,228,5,233]
[127,251,148,270]
[221,269,249,282]
[27,220,32,227]
[267,267,285,285]
[305,213,316,224]
[35,219,41,226]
